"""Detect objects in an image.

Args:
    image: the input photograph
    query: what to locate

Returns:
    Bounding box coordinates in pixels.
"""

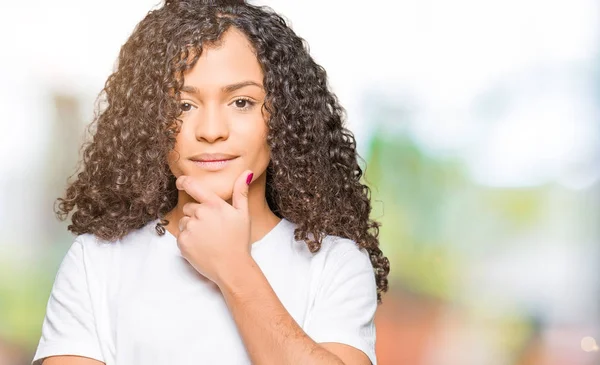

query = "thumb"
[232,170,253,212]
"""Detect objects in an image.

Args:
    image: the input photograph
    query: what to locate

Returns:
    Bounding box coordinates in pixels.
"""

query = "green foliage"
[363,126,546,300]
[0,249,61,351]
[364,128,466,299]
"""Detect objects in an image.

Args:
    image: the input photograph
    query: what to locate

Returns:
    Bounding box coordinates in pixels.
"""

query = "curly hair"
[55,0,390,301]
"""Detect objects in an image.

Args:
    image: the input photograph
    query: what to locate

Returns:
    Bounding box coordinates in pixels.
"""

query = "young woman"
[33,1,390,364]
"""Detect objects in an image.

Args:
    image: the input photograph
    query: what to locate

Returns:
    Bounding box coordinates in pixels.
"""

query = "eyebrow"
[180,81,263,95]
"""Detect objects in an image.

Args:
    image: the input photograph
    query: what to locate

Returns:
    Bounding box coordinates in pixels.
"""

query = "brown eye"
[180,102,193,112]
[232,98,255,111]
[235,99,248,108]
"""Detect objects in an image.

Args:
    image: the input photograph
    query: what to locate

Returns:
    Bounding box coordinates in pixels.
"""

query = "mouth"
[189,157,238,171]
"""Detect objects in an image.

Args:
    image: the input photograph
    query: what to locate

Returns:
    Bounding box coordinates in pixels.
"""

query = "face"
[167,28,270,202]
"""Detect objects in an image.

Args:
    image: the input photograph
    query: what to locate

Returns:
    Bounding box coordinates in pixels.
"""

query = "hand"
[176,169,254,286]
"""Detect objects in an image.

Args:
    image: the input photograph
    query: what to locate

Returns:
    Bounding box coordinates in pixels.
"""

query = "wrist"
[215,253,257,291]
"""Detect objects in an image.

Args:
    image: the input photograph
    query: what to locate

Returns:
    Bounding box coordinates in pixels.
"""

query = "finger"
[176,175,223,206]
[182,202,203,217]
[232,170,253,212]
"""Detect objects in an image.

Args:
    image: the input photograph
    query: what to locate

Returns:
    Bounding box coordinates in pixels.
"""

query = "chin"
[189,173,235,202]
[213,188,234,202]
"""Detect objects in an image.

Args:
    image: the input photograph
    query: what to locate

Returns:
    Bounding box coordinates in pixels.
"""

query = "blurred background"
[0,0,598,364]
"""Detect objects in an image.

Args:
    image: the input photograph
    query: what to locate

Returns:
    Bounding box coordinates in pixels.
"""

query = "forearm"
[217,256,344,365]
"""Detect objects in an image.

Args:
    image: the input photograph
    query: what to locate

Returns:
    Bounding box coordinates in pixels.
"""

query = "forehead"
[183,28,263,88]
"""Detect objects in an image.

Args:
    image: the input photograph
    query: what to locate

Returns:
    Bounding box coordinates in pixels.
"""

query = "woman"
[33,1,390,364]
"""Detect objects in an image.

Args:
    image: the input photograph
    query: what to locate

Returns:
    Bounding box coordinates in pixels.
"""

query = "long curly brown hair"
[55,0,390,301]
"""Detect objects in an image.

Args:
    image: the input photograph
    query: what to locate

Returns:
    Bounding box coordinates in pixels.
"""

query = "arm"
[175,174,376,364]
[43,356,105,365]
[217,256,371,365]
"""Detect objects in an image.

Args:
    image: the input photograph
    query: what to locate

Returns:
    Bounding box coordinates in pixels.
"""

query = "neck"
[164,174,281,244]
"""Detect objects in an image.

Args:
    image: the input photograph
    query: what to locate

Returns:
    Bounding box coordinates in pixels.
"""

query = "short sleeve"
[304,243,378,365]
[32,238,105,365]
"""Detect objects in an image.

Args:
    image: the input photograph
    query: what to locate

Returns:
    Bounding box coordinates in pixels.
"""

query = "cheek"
[237,117,269,154]
[167,134,186,175]
[236,135,269,178]
[249,126,271,166]
[253,143,271,172]
[167,151,182,177]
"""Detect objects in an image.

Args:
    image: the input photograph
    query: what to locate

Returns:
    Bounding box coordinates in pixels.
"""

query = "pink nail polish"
[246,173,254,185]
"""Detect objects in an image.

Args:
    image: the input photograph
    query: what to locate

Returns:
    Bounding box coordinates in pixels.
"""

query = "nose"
[194,105,229,143]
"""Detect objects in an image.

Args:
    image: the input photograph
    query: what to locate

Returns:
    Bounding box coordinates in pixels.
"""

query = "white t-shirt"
[33,218,378,365]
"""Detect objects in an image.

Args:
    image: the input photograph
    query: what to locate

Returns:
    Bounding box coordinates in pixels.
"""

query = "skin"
[163,28,280,243]
[44,29,370,365]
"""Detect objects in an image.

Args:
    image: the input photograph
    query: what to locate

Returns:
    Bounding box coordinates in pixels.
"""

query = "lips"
[189,153,238,162]
[189,153,238,172]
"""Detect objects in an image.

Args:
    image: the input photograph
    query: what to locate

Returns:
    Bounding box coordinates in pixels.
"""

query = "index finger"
[176,176,223,206]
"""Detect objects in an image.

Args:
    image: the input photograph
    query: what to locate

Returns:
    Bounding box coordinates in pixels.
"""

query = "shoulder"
[65,219,160,267]
[280,219,372,271]
[279,220,371,268]
[74,219,159,249]
[56,221,161,287]
[303,232,376,297]
[315,234,373,272]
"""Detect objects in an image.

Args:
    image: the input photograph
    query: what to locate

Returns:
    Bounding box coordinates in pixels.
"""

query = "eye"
[180,102,195,112]
[232,98,256,111]
[235,99,248,108]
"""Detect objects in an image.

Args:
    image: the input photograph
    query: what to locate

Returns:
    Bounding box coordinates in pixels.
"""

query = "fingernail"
[246,173,254,185]
[176,176,186,189]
